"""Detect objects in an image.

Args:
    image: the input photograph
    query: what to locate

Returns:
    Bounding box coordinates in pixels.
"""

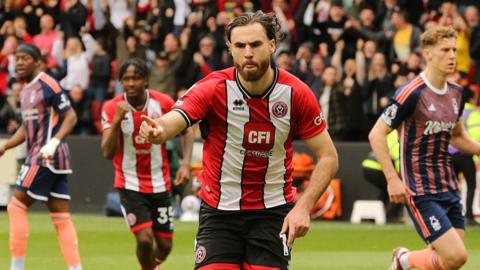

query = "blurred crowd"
[0,0,479,140]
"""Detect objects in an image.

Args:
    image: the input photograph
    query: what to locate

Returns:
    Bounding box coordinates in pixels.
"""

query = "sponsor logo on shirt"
[233,99,245,111]
[424,120,455,135]
[241,122,275,158]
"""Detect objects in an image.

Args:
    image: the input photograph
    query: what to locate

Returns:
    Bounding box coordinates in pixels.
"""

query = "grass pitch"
[0,213,479,270]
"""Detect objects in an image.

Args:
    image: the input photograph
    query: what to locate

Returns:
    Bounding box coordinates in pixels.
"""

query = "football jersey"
[173,67,326,210]
[102,90,174,193]
[381,73,464,196]
[21,72,73,174]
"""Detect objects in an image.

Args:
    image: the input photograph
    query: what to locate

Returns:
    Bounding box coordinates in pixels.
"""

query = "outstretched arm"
[280,130,338,247]
[140,111,188,145]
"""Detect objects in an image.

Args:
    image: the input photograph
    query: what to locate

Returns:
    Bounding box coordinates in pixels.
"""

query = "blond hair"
[420,26,457,48]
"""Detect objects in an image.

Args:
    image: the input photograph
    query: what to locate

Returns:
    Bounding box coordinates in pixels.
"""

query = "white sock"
[399,252,411,270]
[68,264,83,270]
[10,256,25,270]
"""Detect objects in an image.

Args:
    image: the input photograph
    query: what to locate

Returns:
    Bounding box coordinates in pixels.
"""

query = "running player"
[369,26,480,270]
[101,58,193,270]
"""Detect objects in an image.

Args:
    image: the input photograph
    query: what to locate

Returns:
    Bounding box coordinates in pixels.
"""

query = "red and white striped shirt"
[173,67,326,210]
[102,90,174,193]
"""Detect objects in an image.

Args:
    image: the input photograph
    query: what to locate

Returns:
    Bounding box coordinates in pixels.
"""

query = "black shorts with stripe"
[194,202,293,270]
[118,188,173,237]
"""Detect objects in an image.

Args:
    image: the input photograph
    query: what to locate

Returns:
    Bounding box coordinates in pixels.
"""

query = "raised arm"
[280,130,338,247]
[101,101,129,159]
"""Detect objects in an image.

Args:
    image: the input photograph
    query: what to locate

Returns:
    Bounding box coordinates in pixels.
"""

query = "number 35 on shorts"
[157,206,174,229]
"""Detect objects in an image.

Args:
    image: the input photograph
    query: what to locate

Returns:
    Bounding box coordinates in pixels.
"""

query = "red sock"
[50,212,81,267]
[7,197,29,257]
[408,248,445,270]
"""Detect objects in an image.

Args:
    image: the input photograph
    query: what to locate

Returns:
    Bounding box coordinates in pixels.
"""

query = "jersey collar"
[124,89,150,111]
[234,67,279,99]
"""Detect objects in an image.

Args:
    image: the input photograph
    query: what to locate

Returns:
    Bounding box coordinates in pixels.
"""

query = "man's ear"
[422,48,430,62]
[226,41,232,54]
[270,39,276,54]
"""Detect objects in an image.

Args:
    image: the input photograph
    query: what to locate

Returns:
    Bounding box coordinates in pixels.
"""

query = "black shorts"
[16,165,70,201]
[118,189,174,238]
[194,202,293,270]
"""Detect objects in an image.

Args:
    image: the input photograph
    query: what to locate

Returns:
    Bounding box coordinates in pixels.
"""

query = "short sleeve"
[101,100,116,130]
[40,76,71,113]
[380,87,420,129]
[172,77,216,127]
[293,84,326,139]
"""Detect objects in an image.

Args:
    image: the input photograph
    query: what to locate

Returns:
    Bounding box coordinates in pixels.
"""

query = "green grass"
[0,213,479,269]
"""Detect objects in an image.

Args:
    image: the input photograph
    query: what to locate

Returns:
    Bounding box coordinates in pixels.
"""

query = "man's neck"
[25,70,41,84]
[238,67,275,96]
[424,67,447,90]
[127,91,147,110]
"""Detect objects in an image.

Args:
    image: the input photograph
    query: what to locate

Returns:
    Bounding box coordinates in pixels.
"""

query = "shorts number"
[16,165,30,185]
[157,206,173,224]
[279,233,290,256]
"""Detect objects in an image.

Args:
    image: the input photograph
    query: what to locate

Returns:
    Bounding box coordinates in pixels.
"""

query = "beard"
[235,57,270,81]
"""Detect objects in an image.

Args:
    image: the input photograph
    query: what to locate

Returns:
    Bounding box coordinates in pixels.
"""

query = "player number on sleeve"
[157,206,174,224]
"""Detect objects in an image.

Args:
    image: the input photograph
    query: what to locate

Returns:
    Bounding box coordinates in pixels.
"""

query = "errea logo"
[233,99,245,111]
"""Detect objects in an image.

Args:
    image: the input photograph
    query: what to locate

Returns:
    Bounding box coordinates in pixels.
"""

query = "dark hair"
[225,11,281,45]
[16,43,42,60]
[118,58,149,81]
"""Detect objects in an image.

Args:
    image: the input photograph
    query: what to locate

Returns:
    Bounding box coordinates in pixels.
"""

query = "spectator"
[317,66,347,141]
[0,92,17,134]
[275,50,294,72]
[468,6,480,84]
[292,41,315,81]
[192,34,222,78]
[438,2,470,77]
[12,16,33,43]
[364,52,393,131]
[0,35,18,95]
[53,29,97,91]
[60,0,87,38]
[149,50,177,98]
[271,0,296,56]
[108,0,135,31]
[332,40,365,140]
[33,14,58,68]
[307,55,325,95]
[312,1,348,55]
[22,0,46,36]
[69,84,100,135]
[389,8,421,64]
[88,37,111,104]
